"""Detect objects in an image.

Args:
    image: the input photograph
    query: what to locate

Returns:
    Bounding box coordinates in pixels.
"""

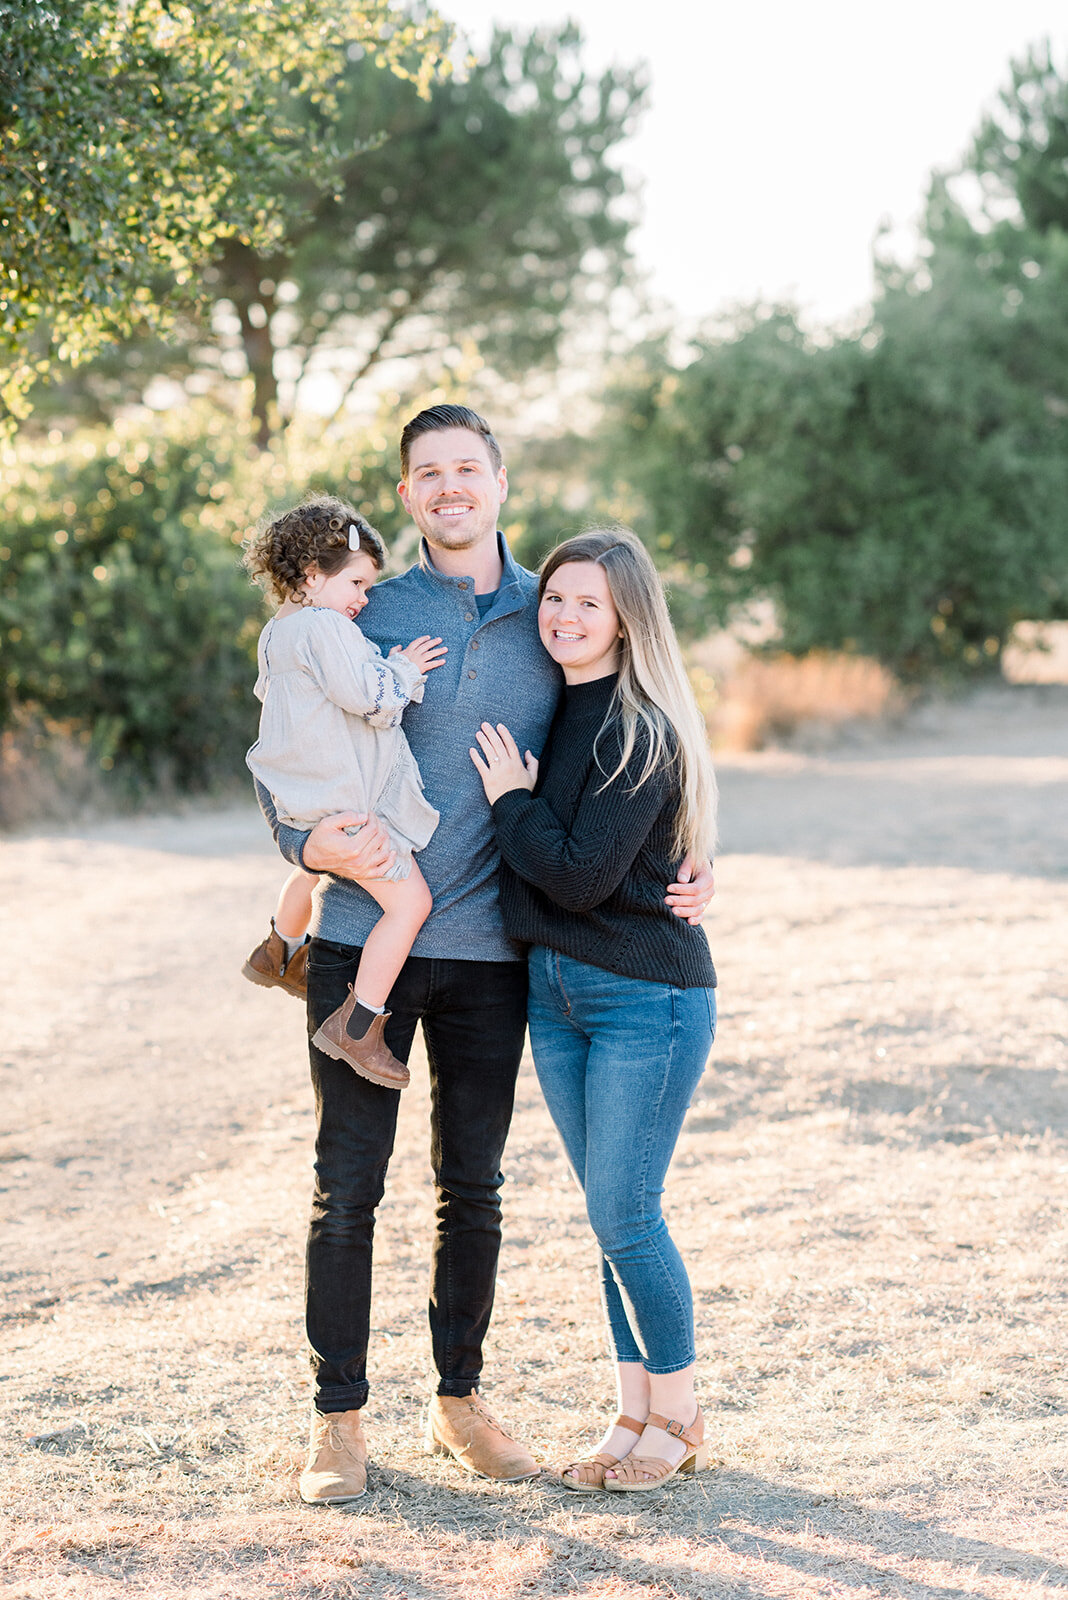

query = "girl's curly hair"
[243,496,387,604]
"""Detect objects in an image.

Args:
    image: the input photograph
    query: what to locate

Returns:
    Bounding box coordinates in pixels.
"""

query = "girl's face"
[538,560,624,684]
[303,551,379,619]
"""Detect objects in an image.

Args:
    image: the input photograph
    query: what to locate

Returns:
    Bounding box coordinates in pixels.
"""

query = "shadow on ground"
[688,1058,1068,1146]
[283,1465,1068,1597]
[718,761,1068,878]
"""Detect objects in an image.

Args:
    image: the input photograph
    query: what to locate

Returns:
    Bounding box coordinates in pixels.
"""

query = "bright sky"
[452,0,1068,329]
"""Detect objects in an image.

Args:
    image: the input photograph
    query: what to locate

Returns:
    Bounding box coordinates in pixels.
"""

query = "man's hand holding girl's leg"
[304,812,397,881]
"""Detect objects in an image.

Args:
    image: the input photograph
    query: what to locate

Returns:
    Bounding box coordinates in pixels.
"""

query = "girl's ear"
[302,564,324,598]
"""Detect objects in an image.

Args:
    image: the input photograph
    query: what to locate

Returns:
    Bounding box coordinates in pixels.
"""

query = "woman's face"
[538,560,623,684]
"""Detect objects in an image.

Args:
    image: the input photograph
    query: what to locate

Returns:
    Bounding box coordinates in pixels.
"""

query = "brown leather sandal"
[603,1408,710,1492]
[558,1413,646,1494]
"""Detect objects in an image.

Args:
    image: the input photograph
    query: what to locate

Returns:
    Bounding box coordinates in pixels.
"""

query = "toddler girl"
[242,496,446,1089]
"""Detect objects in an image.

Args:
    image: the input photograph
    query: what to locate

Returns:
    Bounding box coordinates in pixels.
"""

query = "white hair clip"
[347,523,360,550]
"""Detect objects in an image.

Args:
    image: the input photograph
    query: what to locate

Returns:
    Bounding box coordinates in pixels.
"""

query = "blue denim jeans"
[526,947,715,1374]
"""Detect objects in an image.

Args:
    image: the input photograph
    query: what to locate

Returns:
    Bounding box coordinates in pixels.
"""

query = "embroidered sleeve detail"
[303,611,417,726]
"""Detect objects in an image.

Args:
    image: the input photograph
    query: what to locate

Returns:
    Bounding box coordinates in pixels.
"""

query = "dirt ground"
[1,684,1066,1600]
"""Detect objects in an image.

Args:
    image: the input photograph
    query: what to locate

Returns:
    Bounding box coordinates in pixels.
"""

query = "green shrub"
[0,407,403,790]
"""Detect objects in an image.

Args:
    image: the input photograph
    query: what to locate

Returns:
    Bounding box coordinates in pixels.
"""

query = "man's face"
[398,426,508,554]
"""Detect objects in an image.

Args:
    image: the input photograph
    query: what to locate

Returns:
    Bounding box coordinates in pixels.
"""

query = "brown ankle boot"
[241,920,308,999]
[311,987,410,1089]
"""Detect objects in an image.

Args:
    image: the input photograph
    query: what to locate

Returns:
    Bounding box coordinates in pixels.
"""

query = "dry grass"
[2,684,1067,1598]
[0,717,115,830]
[689,646,906,753]
[1002,623,1068,686]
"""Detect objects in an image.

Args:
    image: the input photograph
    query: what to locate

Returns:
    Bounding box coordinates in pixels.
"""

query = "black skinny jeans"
[305,938,528,1414]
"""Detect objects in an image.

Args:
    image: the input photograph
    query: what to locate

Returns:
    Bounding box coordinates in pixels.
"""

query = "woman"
[470,528,717,1493]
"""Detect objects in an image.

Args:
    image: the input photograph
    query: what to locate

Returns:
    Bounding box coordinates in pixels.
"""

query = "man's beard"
[418,511,496,551]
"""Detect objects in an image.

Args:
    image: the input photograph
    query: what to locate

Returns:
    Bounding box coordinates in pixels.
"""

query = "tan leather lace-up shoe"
[298,1408,368,1504]
[311,987,410,1090]
[425,1394,539,1481]
[242,920,308,999]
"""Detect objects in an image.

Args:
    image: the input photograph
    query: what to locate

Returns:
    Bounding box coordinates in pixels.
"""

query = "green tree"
[603,267,1067,678]
[27,23,646,445]
[968,38,1068,237]
[223,24,646,444]
[0,0,450,427]
[595,45,1068,679]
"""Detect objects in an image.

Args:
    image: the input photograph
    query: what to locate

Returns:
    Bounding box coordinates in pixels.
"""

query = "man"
[259,405,714,1502]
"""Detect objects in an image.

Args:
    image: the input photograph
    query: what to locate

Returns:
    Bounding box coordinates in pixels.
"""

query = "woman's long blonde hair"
[539,528,718,862]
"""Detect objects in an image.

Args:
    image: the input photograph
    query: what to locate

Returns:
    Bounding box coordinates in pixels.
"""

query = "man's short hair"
[399,404,503,476]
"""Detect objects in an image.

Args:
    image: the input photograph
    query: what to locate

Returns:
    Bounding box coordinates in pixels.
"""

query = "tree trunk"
[240,306,278,451]
[219,239,285,449]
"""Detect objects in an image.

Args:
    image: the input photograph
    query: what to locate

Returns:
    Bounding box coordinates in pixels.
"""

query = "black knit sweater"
[491,673,716,989]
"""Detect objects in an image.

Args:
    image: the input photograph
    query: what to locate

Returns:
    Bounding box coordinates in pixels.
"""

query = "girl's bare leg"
[274,866,318,942]
[350,861,432,1008]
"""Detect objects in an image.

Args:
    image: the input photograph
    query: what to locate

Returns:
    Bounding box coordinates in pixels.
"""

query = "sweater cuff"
[490,788,534,824]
